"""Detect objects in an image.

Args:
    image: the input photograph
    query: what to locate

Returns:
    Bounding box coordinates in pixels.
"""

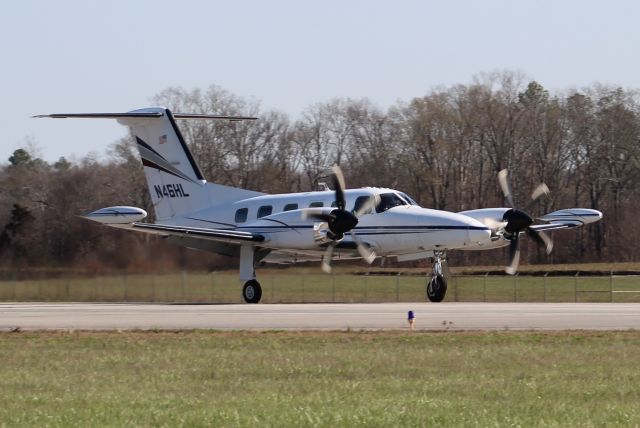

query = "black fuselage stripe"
[136,137,166,160]
[89,212,142,216]
[141,158,191,182]
[165,108,205,181]
[545,213,599,217]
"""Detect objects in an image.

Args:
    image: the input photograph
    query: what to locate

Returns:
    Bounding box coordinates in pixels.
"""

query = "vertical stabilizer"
[117,108,209,220]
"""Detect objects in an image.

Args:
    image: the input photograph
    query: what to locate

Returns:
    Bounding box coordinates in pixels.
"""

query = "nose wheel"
[426,251,448,302]
[427,274,447,302]
[243,280,262,304]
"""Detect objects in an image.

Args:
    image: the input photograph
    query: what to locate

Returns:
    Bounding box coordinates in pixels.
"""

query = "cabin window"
[353,195,374,215]
[376,193,407,213]
[235,208,248,223]
[309,202,324,208]
[284,203,298,211]
[257,205,273,218]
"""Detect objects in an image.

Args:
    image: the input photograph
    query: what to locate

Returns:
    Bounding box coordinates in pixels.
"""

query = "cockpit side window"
[235,208,248,223]
[375,193,407,213]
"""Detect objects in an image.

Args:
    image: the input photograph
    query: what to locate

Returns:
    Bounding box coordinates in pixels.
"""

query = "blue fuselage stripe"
[234,225,490,233]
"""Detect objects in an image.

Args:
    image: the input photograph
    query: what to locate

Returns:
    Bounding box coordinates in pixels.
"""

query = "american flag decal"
[159,134,168,144]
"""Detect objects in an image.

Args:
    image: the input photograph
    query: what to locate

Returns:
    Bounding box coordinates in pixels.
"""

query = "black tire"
[243,280,262,304]
[426,274,447,303]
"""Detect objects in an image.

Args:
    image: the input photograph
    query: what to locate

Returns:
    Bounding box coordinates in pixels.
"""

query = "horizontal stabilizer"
[33,112,163,119]
[173,113,257,121]
[34,111,257,121]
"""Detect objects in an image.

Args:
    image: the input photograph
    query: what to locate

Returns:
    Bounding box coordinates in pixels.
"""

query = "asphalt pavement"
[1,302,639,331]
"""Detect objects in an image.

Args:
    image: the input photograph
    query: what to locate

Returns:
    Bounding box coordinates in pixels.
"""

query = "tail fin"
[35,108,265,220]
[118,107,210,220]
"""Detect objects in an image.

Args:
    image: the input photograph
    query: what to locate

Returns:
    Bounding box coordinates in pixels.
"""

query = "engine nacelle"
[457,207,511,250]
[458,208,510,227]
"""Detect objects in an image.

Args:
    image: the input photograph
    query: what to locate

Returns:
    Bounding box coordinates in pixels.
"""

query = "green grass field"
[2,271,640,303]
[1,331,639,427]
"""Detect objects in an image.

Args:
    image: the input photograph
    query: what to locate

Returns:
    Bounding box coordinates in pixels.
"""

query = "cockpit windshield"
[399,192,419,206]
[376,193,408,213]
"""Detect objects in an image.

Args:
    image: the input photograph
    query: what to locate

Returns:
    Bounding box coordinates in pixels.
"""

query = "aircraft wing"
[263,245,368,264]
[529,223,575,232]
[128,223,266,244]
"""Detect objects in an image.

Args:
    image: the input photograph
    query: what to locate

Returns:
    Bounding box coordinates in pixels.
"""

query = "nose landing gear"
[426,251,448,302]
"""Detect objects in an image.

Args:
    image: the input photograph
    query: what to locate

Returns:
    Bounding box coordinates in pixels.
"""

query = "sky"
[2,0,640,162]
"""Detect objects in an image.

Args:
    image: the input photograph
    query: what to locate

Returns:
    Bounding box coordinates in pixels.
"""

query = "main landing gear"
[243,280,262,304]
[426,251,448,303]
[240,245,263,303]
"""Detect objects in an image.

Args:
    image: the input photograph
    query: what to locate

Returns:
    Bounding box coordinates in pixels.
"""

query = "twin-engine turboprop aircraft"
[36,107,603,303]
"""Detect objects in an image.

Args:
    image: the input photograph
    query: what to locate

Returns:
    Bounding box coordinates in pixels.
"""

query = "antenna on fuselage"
[317,182,331,192]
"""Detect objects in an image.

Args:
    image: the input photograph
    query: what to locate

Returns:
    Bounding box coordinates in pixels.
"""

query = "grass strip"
[1,330,639,427]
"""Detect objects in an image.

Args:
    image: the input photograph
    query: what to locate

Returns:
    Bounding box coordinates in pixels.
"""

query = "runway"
[1,303,639,331]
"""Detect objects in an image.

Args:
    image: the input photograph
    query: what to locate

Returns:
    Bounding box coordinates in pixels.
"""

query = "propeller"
[498,169,553,275]
[302,165,377,273]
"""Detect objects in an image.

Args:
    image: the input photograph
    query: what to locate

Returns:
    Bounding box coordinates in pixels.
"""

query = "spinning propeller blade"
[530,183,550,201]
[498,170,554,274]
[321,245,334,273]
[302,164,376,272]
[498,169,515,208]
[506,237,521,275]
[331,165,346,210]
[351,231,376,264]
[526,228,553,254]
[355,194,380,217]
[301,207,334,222]
[483,217,508,231]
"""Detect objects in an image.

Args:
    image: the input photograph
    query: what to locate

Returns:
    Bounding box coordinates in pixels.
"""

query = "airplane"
[36,107,603,303]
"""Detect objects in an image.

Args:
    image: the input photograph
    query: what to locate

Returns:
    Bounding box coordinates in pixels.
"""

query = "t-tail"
[35,107,265,220]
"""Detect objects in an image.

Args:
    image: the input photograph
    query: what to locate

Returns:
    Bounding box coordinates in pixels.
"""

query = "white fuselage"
[166,187,494,257]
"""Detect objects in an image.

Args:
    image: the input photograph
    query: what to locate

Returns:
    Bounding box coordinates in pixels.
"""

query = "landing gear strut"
[426,251,448,303]
[243,280,262,304]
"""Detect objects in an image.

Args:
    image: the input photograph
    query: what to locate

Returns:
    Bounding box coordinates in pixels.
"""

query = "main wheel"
[426,274,447,303]
[243,280,262,304]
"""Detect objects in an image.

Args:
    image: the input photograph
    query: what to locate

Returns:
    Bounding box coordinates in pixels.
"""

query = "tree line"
[2,71,638,271]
